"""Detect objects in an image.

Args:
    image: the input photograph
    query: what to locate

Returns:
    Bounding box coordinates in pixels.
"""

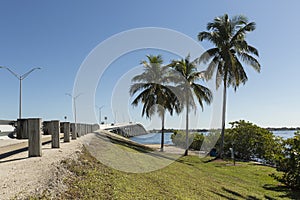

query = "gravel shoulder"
[0,134,94,200]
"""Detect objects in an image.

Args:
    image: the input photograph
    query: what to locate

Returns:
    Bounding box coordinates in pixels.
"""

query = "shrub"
[273,132,300,190]
[171,130,204,150]
[223,120,282,163]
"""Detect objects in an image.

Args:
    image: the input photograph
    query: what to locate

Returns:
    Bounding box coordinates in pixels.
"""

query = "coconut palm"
[168,55,212,156]
[198,14,261,158]
[130,55,181,151]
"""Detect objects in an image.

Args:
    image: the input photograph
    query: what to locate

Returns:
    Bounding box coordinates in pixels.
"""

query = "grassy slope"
[59,149,299,199]
[29,131,300,200]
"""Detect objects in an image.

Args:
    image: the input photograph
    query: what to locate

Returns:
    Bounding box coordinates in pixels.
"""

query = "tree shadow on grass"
[210,190,236,200]
[175,159,198,167]
[202,156,220,163]
[263,184,300,199]
[211,187,261,200]
[93,132,180,162]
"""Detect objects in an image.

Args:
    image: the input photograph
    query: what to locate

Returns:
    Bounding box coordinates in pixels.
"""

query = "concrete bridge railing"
[1,118,100,158]
[104,123,148,137]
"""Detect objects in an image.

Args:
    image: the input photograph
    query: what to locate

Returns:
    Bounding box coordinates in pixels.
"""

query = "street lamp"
[65,93,82,126]
[0,66,41,119]
[96,105,104,125]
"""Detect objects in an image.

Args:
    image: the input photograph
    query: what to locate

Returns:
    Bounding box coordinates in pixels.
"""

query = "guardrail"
[0,120,15,126]
[0,118,100,158]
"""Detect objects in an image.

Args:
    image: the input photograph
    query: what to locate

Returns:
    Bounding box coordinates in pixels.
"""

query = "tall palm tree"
[130,55,181,151]
[168,55,212,156]
[198,14,261,158]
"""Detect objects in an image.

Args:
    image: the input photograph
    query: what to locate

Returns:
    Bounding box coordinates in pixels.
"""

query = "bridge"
[101,122,148,137]
[0,120,16,126]
[0,119,148,138]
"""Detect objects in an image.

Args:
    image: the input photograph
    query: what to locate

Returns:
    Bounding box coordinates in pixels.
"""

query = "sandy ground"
[0,136,27,147]
[0,134,94,200]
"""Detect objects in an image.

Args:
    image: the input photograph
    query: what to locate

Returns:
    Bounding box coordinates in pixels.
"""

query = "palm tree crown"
[198,14,260,89]
[130,55,181,151]
[130,55,180,118]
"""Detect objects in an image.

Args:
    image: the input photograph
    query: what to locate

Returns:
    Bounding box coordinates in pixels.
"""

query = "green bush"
[171,130,204,150]
[273,132,300,190]
[223,120,282,163]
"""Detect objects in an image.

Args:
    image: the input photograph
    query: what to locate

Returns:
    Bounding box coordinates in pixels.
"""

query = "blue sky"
[0,0,299,129]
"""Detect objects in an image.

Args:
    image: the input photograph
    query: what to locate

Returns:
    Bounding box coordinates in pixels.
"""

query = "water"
[130,132,174,145]
[130,130,298,145]
[272,130,297,139]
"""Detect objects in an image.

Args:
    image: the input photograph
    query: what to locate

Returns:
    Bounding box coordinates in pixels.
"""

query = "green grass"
[59,150,299,199]
[30,132,300,199]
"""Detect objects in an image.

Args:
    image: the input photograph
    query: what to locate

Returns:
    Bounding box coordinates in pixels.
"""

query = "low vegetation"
[222,120,282,163]
[273,132,300,189]
[171,130,204,151]
[28,132,299,199]
[171,120,300,191]
[58,148,298,199]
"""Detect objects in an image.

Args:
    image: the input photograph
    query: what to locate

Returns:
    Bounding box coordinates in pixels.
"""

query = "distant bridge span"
[102,123,148,137]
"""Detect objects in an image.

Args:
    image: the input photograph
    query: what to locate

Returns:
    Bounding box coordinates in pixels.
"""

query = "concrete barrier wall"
[110,123,148,137]
[12,118,99,158]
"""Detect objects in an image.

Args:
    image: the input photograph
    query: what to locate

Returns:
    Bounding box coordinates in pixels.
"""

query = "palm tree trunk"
[219,79,227,158]
[160,111,165,152]
[184,95,189,156]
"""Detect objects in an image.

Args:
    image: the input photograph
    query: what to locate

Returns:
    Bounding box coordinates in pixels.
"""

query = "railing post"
[42,121,51,135]
[62,122,70,142]
[17,118,28,139]
[51,120,60,148]
[78,124,81,137]
[70,123,77,140]
[28,118,42,157]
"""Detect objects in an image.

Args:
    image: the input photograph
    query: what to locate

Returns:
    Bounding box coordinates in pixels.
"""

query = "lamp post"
[96,105,104,125]
[65,93,82,127]
[0,66,41,119]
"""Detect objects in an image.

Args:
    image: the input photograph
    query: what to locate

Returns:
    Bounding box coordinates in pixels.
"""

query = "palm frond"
[192,83,213,110]
[198,31,214,42]
[238,52,261,73]
[197,48,219,64]
[205,55,221,81]
[231,15,248,27]
[247,45,259,57]
[228,56,248,91]
[231,22,256,45]
[129,83,151,96]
